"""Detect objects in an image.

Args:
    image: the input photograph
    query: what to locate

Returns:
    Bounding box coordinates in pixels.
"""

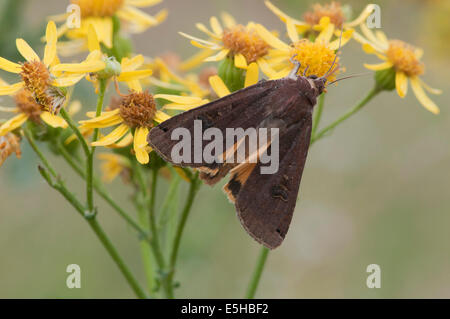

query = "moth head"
[305,74,327,96]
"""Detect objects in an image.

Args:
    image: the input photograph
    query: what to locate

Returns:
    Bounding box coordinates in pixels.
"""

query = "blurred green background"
[0,0,449,298]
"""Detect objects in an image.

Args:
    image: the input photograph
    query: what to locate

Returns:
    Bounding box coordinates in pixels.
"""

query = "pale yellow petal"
[286,18,299,43]
[134,126,150,164]
[121,55,145,72]
[154,111,171,123]
[51,74,85,87]
[204,49,229,62]
[410,76,440,114]
[244,62,259,87]
[51,60,106,73]
[154,94,203,104]
[40,111,68,128]
[209,16,223,36]
[92,124,129,146]
[43,21,58,67]
[316,19,335,44]
[117,69,153,82]
[0,113,28,136]
[87,23,101,52]
[419,78,442,95]
[395,71,408,98]
[221,12,237,28]
[234,53,248,69]
[107,132,133,148]
[257,58,277,78]
[67,100,82,116]
[0,82,24,96]
[364,61,393,71]
[0,57,22,73]
[345,4,377,27]
[254,24,289,51]
[16,39,40,62]
[196,23,221,40]
[126,0,162,8]
[264,0,305,26]
[209,75,230,98]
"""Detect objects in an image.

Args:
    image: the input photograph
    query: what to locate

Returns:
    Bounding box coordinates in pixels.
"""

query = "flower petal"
[121,55,145,72]
[0,113,28,136]
[209,16,223,36]
[154,111,171,123]
[40,111,68,128]
[204,49,229,62]
[43,21,58,67]
[127,0,162,7]
[134,126,150,164]
[244,62,259,87]
[107,132,133,148]
[395,71,408,98]
[52,60,106,73]
[364,61,393,71]
[0,57,22,73]
[154,94,203,104]
[419,79,442,95]
[254,24,289,51]
[117,69,153,82]
[209,75,230,98]
[410,76,440,114]
[234,53,248,69]
[87,23,101,52]
[286,18,299,43]
[0,82,24,96]
[16,39,40,62]
[221,12,237,29]
[257,58,277,78]
[92,124,130,146]
[51,74,85,87]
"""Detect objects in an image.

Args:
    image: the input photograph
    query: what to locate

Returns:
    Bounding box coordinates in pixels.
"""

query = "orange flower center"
[222,25,270,63]
[386,40,424,76]
[303,1,345,28]
[290,39,340,81]
[0,132,22,167]
[71,0,125,18]
[20,61,65,113]
[14,90,43,123]
[119,91,157,128]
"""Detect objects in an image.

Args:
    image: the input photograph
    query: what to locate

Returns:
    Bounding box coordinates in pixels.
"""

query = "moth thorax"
[222,25,270,63]
[71,0,124,18]
[119,91,156,129]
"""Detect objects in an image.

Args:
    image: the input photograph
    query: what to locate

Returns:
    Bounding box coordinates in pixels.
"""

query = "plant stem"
[246,247,270,299]
[56,142,149,240]
[27,135,147,299]
[60,109,90,156]
[311,93,325,138]
[87,79,107,213]
[165,173,201,298]
[311,87,380,144]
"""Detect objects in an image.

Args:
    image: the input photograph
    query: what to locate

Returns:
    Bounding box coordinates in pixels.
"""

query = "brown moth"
[147,60,331,249]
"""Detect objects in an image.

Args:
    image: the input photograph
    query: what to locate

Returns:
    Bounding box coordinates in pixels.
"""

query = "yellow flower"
[207,62,260,98]
[265,0,374,41]
[254,19,343,81]
[179,13,271,72]
[354,25,442,114]
[0,21,105,114]
[79,91,207,164]
[54,0,167,55]
[98,153,130,182]
[0,89,68,137]
[0,132,22,167]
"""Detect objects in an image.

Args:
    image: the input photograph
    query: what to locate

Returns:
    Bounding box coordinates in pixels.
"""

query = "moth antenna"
[327,72,371,85]
[288,54,301,78]
[303,65,310,76]
[322,25,344,80]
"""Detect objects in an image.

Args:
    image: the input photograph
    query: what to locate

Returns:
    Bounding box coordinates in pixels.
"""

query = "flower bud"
[374,67,396,91]
[218,57,245,93]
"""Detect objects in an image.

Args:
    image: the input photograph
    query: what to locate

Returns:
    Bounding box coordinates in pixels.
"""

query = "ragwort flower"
[0,21,105,114]
[0,132,22,167]
[355,25,442,114]
[54,0,167,55]
[179,13,271,72]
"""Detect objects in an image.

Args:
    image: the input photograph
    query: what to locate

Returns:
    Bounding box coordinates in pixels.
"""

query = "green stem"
[60,109,90,157]
[87,79,107,213]
[311,93,325,138]
[28,136,147,299]
[246,247,270,299]
[311,87,380,144]
[56,142,149,240]
[165,174,201,298]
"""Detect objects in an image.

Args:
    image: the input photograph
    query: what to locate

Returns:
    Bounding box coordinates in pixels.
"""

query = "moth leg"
[303,65,310,77]
[288,54,301,79]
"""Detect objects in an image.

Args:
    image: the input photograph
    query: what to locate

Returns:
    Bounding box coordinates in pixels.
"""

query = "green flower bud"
[97,56,122,79]
[374,67,396,91]
[218,56,245,93]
